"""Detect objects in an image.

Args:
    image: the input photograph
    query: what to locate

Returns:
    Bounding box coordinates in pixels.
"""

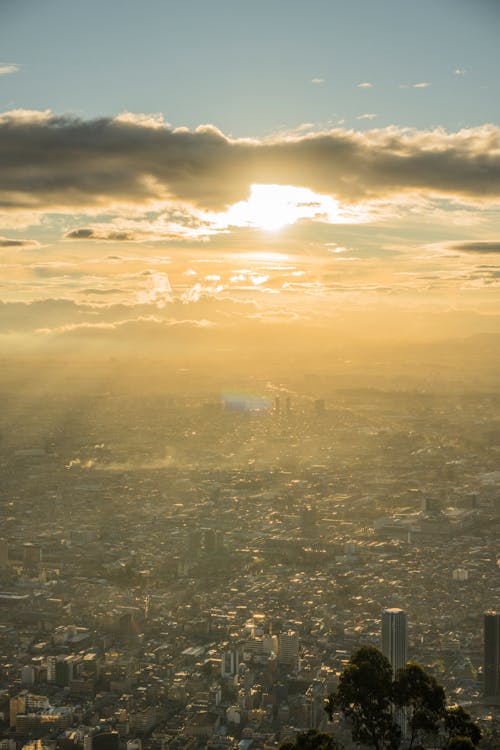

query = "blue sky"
[1,0,499,135]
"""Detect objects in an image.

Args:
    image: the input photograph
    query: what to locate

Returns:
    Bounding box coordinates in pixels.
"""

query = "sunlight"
[219,183,341,231]
[238,251,291,263]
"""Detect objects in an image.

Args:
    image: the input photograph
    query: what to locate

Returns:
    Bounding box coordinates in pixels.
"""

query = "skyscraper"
[382,608,408,675]
[278,630,300,671]
[221,648,240,678]
[484,611,500,704]
[0,539,9,567]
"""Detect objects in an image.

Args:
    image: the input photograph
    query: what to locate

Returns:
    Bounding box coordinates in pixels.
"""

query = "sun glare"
[220,183,341,231]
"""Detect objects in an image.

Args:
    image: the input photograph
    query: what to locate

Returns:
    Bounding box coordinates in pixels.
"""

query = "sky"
[1,0,499,364]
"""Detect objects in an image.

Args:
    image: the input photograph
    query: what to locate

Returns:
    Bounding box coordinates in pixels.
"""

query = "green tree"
[447,738,476,750]
[326,646,400,750]
[444,706,482,747]
[280,729,338,749]
[393,662,446,749]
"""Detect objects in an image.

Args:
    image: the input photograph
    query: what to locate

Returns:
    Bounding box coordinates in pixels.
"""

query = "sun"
[220,183,340,231]
[242,184,308,231]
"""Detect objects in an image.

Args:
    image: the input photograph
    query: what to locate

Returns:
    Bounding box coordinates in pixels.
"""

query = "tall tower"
[221,648,240,678]
[382,608,407,675]
[278,630,300,671]
[274,396,281,418]
[0,539,9,567]
[484,611,500,704]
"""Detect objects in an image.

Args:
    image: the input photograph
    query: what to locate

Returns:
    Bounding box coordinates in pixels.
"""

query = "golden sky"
[1,1,499,360]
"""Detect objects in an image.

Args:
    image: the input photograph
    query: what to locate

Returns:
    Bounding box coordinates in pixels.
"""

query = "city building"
[382,608,407,674]
[0,539,9,568]
[484,611,500,704]
[278,630,300,671]
[221,649,240,677]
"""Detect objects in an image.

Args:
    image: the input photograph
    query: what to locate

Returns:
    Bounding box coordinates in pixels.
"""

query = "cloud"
[113,111,169,128]
[1,110,500,218]
[65,228,137,241]
[1,108,51,122]
[80,288,126,296]
[137,271,172,306]
[311,78,325,85]
[0,295,258,337]
[356,113,378,120]
[326,244,348,254]
[445,241,500,254]
[37,315,213,336]
[0,63,19,76]
[31,315,217,353]
[399,83,431,89]
[0,236,40,248]
[64,211,223,242]
[454,69,466,76]
[357,82,373,88]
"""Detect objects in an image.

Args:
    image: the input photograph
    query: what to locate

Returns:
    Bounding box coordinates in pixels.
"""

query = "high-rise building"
[274,396,281,417]
[278,630,300,670]
[484,611,500,704]
[21,666,36,687]
[10,693,27,729]
[221,649,240,677]
[23,543,42,568]
[382,608,407,675]
[0,539,9,567]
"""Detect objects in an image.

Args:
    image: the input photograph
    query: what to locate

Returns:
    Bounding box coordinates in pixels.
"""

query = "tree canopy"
[326,646,400,750]
[444,706,482,747]
[393,662,446,749]
[326,647,481,750]
[280,729,338,750]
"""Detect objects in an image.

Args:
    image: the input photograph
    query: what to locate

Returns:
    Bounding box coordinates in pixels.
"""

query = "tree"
[478,715,500,750]
[393,662,446,749]
[326,647,482,750]
[444,706,482,747]
[326,646,400,750]
[280,729,338,749]
[447,738,476,750]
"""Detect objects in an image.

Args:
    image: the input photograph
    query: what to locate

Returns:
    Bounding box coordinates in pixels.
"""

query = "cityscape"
[1,364,499,748]
[1,1,500,749]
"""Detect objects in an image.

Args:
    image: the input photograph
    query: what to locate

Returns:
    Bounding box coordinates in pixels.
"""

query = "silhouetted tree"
[478,716,500,750]
[447,737,476,750]
[393,662,446,749]
[445,706,482,747]
[280,729,338,749]
[326,646,400,750]
[326,648,481,750]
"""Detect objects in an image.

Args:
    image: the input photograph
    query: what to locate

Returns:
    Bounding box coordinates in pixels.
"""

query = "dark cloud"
[65,228,137,241]
[0,236,40,248]
[81,288,126,295]
[65,228,93,239]
[1,111,499,214]
[30,264,87,279]
[447,241,500,254]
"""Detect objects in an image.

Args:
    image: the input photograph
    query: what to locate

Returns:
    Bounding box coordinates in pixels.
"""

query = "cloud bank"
[0,235,40,248]
[1,111,500,220]
[447,241,500,254]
